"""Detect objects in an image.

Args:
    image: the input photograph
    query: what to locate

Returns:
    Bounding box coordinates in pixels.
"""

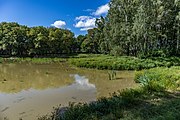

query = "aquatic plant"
[69,54,180,70]
[108,70,117,80]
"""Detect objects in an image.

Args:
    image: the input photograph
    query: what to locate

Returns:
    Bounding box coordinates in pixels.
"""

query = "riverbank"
[39,66,180,120]
[0,54,180,70]
[0,57,66,64]
[1,55,179,119]
[69,54,180,70]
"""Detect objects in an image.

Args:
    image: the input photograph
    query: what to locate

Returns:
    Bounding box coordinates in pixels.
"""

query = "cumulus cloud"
[74,16,96,31]
[93,4,109,16]
[74,3,109,31]
[51,20,66,28]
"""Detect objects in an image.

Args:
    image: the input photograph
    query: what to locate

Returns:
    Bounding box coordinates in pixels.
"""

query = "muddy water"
[0,63,136,120]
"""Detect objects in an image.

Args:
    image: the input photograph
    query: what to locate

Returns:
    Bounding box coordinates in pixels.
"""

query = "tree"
[81,28,100,53]
[0,22,76,56]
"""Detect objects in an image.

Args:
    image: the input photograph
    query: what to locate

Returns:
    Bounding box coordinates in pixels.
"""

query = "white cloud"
[80,27,95,31]
[51,20,66,28]
[74,16,96,31]
[83,9,94,12]
[67,28,71,30]
[93,4,109,16]
[74,3,109,31]
[75,16,91,21]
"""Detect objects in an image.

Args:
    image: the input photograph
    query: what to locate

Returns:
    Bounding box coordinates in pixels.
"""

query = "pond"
[0,63,136,120]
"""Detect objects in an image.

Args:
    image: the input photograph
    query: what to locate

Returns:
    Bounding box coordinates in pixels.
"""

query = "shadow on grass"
[122,91,180,120]
[38,89,180,120]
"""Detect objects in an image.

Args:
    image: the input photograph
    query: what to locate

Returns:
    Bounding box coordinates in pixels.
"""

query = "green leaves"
[88,0,180,57]
[135,66,180,91]
[0,22,75,56]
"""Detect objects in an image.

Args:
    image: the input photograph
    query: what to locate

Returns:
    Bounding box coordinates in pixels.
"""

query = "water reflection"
[71,74,96,89]
[0,74,96,120]
[0,63,137,120]
[0,63,74,93]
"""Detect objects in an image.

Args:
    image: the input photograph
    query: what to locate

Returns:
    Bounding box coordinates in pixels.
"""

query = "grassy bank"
[39,66,180,120]
[0,57,66,64]
[69,54,180,70]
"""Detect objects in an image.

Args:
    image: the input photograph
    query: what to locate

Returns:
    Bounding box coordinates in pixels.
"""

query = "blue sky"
[0,0,110,35]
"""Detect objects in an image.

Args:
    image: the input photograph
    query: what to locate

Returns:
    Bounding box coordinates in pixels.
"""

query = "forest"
[0,0,179,58]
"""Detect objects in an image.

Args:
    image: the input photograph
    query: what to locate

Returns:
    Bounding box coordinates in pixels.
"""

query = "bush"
[135,67,180,91]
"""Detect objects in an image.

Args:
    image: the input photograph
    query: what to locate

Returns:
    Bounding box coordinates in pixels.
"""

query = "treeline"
[83,0,180,57]
[0,22,78,56]
[0,0,179,57]
[0,22,104,57]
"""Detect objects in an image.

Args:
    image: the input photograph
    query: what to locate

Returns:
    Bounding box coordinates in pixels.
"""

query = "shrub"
[135,67,180,91]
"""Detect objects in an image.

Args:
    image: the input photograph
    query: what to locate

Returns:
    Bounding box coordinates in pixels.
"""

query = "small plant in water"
[108,70,117,80]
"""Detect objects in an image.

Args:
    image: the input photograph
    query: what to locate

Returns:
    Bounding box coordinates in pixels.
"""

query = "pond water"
[0,63,136,120]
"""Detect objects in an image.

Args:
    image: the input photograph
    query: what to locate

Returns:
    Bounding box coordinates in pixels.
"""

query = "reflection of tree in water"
[0,63,136,97]
[0,63,74,93]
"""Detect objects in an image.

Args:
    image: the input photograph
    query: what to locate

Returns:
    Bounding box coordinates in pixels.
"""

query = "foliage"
[0,0,179,57]
[69,54,180,70]
[1,54,180,71]
[0,22,76,57]
[85,0,180,57]
[80,29,100,53]
[135,66,180,91]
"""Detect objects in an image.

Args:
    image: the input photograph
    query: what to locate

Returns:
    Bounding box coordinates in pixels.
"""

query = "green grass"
[135,66,180,91]
[0,57,66,64]
[0,54,180,70]
[39,66,180,120]
[69,54,180,70]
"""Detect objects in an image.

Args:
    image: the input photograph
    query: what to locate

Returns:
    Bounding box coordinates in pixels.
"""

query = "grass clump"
[135,66,180,91]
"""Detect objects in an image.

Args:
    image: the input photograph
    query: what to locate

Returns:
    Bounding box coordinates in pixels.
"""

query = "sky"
[0,0,110,35]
